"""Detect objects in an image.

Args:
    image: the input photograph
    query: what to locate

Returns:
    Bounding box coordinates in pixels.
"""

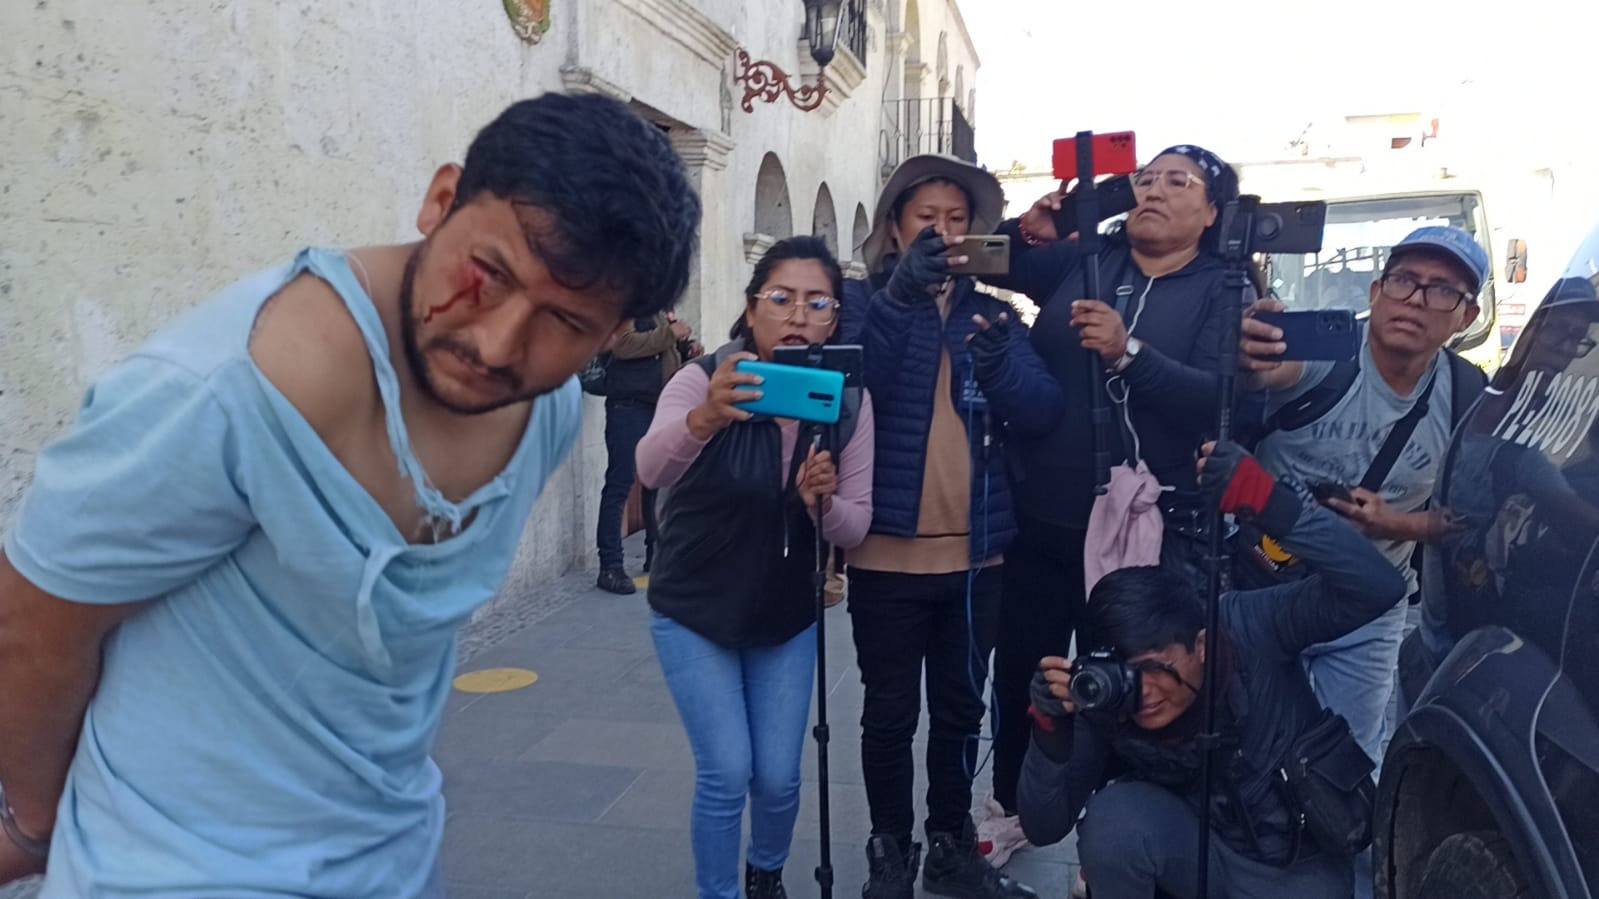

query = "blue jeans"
[597,399,657,570]
[651,612,818,899]
[1302,596,1408,899]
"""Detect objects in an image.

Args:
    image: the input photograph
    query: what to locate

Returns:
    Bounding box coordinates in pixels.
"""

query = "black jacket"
[646,344,821,648]
[1016,501,1407,866]
[986,225,1244,529]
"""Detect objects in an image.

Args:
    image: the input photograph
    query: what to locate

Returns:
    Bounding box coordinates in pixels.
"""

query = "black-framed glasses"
[1379,271,1475,311]
[1132,169,1206,193]
[756,288,840,324]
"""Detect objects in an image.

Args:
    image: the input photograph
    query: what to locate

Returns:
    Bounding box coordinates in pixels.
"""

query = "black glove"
[967,313,1012,383]
[1198,440,1301,536]
[886,227,955,304]
[1028,669,1075,763]
[1029,668,1069,719]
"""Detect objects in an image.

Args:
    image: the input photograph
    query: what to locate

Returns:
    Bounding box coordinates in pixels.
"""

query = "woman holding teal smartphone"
[636,236,876,899]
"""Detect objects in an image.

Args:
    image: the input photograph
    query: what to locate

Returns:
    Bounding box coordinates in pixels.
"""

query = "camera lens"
[1070,668,1112,710]
[1076,677,1103,703]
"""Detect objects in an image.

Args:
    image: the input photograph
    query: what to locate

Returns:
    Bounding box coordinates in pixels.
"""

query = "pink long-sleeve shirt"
[636,363,875,549]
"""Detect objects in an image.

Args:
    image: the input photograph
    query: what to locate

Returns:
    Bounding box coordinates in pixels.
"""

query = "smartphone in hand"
[947,235,1010,277]
[1308,480,1355,507]
[733,361,845,424]
[1254,310,1360,361]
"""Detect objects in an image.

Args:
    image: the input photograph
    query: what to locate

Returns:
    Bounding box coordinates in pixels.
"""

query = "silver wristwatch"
[1111,337,1142,373]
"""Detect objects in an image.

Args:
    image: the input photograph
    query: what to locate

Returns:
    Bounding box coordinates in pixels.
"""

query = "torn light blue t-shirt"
[5,249,582,898]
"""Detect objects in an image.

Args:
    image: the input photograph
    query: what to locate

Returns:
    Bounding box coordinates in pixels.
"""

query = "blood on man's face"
[401,197,627,415]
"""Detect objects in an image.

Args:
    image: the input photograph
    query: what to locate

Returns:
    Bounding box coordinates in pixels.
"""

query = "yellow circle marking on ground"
[453,668,539,694]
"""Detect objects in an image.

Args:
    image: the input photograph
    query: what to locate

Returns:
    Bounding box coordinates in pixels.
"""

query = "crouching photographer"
[1016,442,1407,899]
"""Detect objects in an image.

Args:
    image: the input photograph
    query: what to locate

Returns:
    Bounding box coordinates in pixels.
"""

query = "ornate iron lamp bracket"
[733,49,826,113]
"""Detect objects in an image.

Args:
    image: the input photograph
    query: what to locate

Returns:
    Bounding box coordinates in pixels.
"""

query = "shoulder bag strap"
[1358,367,1440,494]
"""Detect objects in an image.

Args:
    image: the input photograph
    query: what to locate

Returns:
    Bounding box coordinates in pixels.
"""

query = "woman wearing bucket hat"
[846,154,1059,899]
[972,145,1247,863]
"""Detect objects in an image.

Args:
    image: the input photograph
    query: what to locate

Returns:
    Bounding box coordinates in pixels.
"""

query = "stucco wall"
[0,0,981,613]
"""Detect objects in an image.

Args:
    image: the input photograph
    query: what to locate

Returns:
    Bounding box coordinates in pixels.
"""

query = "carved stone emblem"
[503,0,550,44]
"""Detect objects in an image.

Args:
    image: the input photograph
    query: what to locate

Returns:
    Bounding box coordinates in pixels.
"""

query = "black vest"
[647,352,819,648]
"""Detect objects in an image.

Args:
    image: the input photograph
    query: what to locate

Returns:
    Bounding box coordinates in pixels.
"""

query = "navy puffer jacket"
[862,275,1064,563]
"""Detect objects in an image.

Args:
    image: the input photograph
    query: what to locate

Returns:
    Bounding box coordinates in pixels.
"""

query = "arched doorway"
[754,152,793,239]
[812,183,839,257]
[852,203,871,263]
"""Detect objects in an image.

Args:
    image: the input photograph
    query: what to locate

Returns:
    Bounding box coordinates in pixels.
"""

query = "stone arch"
[812,183,840,257]
[852,203,871,261]
[754,152,793,239]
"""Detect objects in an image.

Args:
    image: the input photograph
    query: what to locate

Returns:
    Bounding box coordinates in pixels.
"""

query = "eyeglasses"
[756,288,840,325]
[1379,271,1475,312]
[1132,169,1207,193]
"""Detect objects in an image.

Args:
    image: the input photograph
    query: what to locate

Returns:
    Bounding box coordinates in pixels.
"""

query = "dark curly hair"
[455,93,702,319]
[729,236,845,341]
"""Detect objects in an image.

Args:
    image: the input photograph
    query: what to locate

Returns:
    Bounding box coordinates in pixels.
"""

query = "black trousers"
[848,566,1001,840]
[991,520,1088,814]
[596,398,658,570]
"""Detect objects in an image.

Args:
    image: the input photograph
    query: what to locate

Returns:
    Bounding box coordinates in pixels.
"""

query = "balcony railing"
[879,98,976,176]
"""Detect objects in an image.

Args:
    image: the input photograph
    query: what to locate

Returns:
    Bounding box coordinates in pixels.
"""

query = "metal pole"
[1075,130,1111,494]
[812,429,834,899]
[1197,200,1252,897]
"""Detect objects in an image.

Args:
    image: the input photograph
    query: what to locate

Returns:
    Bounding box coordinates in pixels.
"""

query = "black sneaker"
[863,834,921,899]
[923,819,1037,899]
[596,567,636,595]
[745,863,788,899]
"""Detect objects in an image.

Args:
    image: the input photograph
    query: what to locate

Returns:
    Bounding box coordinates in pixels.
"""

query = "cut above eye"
[474,259,508,283]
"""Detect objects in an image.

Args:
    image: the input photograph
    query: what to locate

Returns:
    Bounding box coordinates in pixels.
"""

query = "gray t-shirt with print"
[1256,340,1455,596]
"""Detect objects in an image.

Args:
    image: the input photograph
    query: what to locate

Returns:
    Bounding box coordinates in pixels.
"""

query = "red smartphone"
[1052,131,1138,182]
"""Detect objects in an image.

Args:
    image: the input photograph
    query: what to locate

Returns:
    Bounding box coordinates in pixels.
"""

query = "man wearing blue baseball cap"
[1239,225,1491,897]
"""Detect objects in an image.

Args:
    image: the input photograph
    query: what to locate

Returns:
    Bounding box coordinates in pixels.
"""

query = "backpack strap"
[1265,360,1361,434]
[1358,367,1438,494]
[1445,349,1489,428]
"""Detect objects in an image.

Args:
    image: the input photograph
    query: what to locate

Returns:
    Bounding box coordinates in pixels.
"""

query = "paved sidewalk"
[437,538,1080,898]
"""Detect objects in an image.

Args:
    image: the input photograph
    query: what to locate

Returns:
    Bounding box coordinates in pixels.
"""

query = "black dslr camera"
[1069,650,1142,720]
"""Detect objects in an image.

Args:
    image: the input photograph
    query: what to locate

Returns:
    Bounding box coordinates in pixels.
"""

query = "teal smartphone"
[735,360,846,424]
